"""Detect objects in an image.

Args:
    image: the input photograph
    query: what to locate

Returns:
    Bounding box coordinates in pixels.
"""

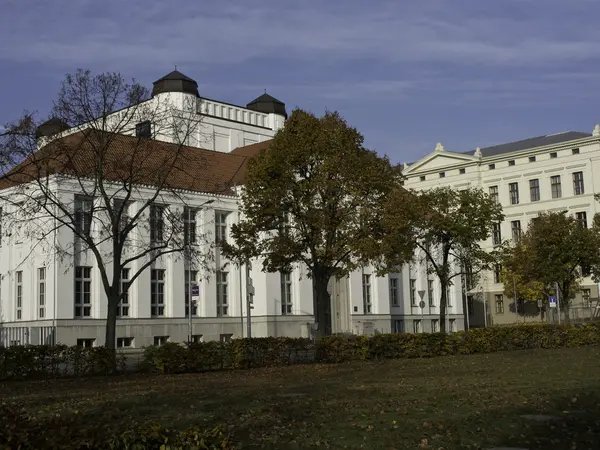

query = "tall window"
[38,268,46,319]
[118,268,130,317]
[150,205,164,243]
[413,320,422,334]
[582,289,591,308]
[389,278,399,306]
[362,274,372,314]
[488,186,499,203]
[529,179,540,202]
[446,286,452,307]
[185,270,198,317]
[449,319,456,333]
[215,212,228,243]
[216,270,228,316]
[281,271,292,315]
[135,120,151,139]
[16,271,22,320]
[493,264,502,283]
[509,183,519,205]
[431,319,439,333]
[74,267,92,318]
[150,269,165,317]
[576,211,588,228]
[184,207,197,244]
[428,279,434,306]
[492,223,502,245]
[573,172,584,195]
[74,196,92,236]
[113,199,130,233]
[410,278,416,306]
[551,175,562,199]
[495,294,504,313]
[511,220,522,241]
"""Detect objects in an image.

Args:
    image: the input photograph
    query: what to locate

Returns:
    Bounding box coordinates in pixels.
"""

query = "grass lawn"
[3,346,600,449]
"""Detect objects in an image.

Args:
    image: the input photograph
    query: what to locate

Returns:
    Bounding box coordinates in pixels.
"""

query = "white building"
[0,70,435,347]
[404,129,600,326]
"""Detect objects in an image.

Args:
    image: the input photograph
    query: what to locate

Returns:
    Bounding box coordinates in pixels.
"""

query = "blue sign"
[549,296,557,308]
[191,284,200,298]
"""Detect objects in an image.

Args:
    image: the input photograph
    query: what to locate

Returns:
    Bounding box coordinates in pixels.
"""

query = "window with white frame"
[38,268,46,319]
[492,222,502,245]
[153,336,169,346]
[551,175,562,199]
[216,270,228,316]
[488,186,499,203]
[362,274,372,314]
[410,278,416,306]
[389,277,399,306]
[494,264,502,283]
[150,269,165,317]
[77,338,95,347]
[529,179,540,202]
[215,212,228,243]
[281,271,292,315]
[413,320,421,334]
[511,220,522,241]
[74,196,92,236]
[16,271,22,320]
[185,270,198,317]
[393,320,403,333]
[446,286,452,307]
[431,319,439,333]
[449,319,456,333]
[576,211,588,228]
[582,288,591,308]
[573,172,585,196]
[183,206,197,244]
[509,182,519,205]
[428,279,434,306]
[495,294,504,313]
[117,337,134,348]
[74,267,92,318]
[118,268,130,317]
[150,205,164,243]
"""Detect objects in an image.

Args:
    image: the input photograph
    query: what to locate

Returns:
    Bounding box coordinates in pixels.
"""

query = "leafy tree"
[504,211,600,322]
[384,187,503,333]
[0,69,213,351]
[223,109,413,337]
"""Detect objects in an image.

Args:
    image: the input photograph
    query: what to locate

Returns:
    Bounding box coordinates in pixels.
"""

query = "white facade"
[403,128,600,326]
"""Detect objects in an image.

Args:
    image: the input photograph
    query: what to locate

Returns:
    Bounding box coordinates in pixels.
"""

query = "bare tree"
[0,70,219,351]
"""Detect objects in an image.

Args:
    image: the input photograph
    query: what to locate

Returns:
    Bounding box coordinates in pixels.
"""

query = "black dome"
[246,93,287,118]
[151,70,199,97]
[36,118,70,138]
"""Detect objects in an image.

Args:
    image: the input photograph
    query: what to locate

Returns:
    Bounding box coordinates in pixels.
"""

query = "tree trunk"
[104,288,119,350]
[439,280,448,334]
[312,271,332,339]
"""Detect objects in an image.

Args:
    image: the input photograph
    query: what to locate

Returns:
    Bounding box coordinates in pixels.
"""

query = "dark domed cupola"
[151,70,200,97]
[246,93,287,118]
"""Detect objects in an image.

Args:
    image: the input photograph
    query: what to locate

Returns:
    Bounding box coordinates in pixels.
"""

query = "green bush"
[0,404,235,449]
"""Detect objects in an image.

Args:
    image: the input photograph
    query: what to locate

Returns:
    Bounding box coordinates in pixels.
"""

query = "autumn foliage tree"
[223,109,413,337]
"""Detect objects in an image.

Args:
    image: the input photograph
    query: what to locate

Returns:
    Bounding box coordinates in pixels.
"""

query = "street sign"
[549,296,557,308]
[419,300,426,309]
[191,284,200,300]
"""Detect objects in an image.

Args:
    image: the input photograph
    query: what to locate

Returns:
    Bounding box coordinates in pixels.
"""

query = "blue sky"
[2,0,600,163]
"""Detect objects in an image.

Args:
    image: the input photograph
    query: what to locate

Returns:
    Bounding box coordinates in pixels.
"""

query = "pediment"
[405,151,477,174]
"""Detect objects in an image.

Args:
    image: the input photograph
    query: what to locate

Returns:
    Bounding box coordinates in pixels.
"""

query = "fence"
[0,326,56,347]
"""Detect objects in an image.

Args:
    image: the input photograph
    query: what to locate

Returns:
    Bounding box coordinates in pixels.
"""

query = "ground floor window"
[413,320,421,334]
[117,337,134,348]
[153,336,169,346]
[76,338,95,347]
[431,319,439,333]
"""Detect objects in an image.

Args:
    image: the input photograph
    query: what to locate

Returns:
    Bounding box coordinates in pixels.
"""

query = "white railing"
[197,99,270,129]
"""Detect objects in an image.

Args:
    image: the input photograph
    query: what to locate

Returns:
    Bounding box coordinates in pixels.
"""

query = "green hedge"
[0,345,126,380]
[316,322,600,362]
[0,404,235,449]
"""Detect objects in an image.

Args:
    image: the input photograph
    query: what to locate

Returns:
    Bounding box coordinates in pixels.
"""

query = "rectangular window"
[389,278,399,306]
[489,164,495,170]
[459,168,466,174]
[150,269,165,317]
[576,211,588,228]
[362,274,372,314]
[582,289,591,308]
[153,336,169,346]
[16,271,22,320]
[38,268,46,319]
[419,175,426,182]
[117,337,134,348]
[281,271,293,315]
[74,267,92,318]
[413,320,421,334]
[447,286,452,307]
[192,334,203,343]
[572,148,580,155]
[492,222,502,245]
[118,268,130,317]
[489,186,499,204]
[529,156,536,162]
[431,319,439,333]
[494,264,502,283]
[150,205,164,243]
[439,172,445,178]
[410,278,416,306]
[77,338,95,348]
[550,152,557,159]
[529,179,540,202]
[220,334,233,343]
[508,160,515,166]
[113,199,130,234]
[183,206,197,244]
[573,172,584,195]
[393,320,403,334]
[511,220,522,241]
[135,121,151,139]
[216,270,228,317]
[495,294,504,313]
[215,212,228,243]
[509,182,519,205]
[551,175,562,199]
[185,270,198,317]
[74,196,92,236]
[428,279,434,306]
[449,319,456,333]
